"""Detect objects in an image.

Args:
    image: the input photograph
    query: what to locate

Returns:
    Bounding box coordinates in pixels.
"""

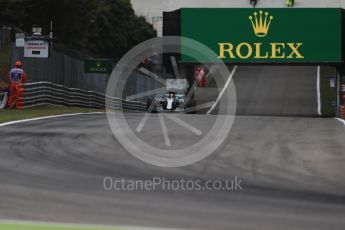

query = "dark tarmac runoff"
[195,66,318,117]
[234,66,318,116]
[1,66,345,230]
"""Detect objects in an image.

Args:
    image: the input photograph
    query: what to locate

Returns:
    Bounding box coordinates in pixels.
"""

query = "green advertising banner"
[84,59,113,74]
[181,8,342,63]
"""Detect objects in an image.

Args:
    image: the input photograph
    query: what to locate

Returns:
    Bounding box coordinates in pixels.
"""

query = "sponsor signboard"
[84,59,113,74]
[24,39,49,58]
[179,8,342,63]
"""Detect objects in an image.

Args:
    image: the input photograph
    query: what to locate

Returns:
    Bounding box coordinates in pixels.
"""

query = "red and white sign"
[24,40,49,58]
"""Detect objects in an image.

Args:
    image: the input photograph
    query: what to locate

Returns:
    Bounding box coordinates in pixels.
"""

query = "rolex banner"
[178,8,343,63]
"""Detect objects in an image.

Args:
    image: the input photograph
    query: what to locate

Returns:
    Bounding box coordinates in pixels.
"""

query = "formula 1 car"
[146,91,196,113]
[146,79,196,113]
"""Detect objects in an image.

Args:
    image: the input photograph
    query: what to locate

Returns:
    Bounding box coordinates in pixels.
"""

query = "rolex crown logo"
[249,11,274,37]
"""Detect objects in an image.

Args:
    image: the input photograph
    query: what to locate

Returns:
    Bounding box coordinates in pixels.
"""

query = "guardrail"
[22,81,146,111]
[0,91,8,109]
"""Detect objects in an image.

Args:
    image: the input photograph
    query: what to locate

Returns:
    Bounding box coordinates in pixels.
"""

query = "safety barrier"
[22,81,146,111]
[0,91,7,109]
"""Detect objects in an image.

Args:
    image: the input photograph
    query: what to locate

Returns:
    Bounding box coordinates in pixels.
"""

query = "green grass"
[0,222,159,230]
[0,223,109,230]
[0,105,104,123]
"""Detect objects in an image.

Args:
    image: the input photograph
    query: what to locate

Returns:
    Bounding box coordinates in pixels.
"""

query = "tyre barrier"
[22,81,146,111]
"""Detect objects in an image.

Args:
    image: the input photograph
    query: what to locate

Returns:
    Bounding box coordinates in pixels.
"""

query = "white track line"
[335,118,345,126]
[0,112,105,127]
[207,66,237,115]
[317,66,322,116]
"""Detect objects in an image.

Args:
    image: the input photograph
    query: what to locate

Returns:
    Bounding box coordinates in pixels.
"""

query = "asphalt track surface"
[1,112,345,230]
[1,66,345,230]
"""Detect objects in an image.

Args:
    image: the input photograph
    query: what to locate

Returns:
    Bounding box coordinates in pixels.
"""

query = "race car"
[146,79,196,113]
[146,91,196,113]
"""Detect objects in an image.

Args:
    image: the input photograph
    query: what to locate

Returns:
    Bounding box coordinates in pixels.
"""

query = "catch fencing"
[22,81,146,111]
[11,43,163,97]
[10,43,109,93]
[0,27,11,49]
